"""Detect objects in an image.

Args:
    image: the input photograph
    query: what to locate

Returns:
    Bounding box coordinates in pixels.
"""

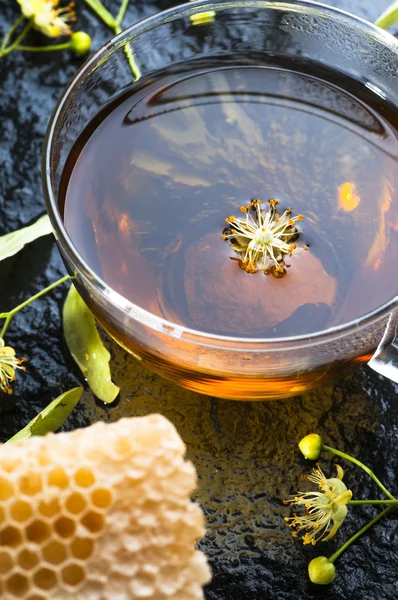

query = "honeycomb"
[0,415,211,599]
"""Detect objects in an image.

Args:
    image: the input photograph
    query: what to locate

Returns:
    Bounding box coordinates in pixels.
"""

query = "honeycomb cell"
[6,572,29,596]
[0,549,14,574]
[0,525,23,547]
[26,520,51,544]
[111,436,132,460]
[27,595,47,600]
[33,567,57,591]
[36,449,51,468]
[70,537,94,560]
[19,473,42,496]
[65,492,86,515]
[74,468,95,488]
[10,500,33,523]
[0,458,22,474]
[54,517,76,539]
[80,440,101,465]
[0,476,14,501]
[42,541,67,565]
[47,467,69,489]
[0,505,5,524]
[38,498,60,519]
[17,548,39,570]
[91,488,112,510]
[61,563,85,587]
[81,511,104,534]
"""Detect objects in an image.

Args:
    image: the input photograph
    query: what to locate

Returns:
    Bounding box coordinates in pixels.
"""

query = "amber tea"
[60,56,398,393]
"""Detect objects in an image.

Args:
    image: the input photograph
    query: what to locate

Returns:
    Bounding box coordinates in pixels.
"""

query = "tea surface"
[62,58,398,338]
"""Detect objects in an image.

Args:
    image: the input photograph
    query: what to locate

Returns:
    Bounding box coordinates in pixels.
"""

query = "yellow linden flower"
[0,338,26,394]
[284,465,352,545]
[17,0,76,37]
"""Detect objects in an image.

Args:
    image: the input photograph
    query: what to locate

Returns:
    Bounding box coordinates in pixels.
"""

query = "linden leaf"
[375,1,398,29]
[6,387,83,444]
[0,214,53,262]
[63,284,120,403]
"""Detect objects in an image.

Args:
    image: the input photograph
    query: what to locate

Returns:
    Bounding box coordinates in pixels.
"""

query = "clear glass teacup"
[43,0,398,400]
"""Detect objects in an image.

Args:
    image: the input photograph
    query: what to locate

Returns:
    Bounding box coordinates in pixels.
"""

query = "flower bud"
[71,31,92,56]
[298,433,322,460]
[308,557,336,585]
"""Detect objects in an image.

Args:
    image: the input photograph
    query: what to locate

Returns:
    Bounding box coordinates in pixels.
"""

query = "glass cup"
[43,0,398,400]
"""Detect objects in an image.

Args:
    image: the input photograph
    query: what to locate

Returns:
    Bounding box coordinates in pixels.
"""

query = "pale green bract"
[375,0,398,29]
[63,284,120,404]
[0,214,53,262]
[6,386,83,443]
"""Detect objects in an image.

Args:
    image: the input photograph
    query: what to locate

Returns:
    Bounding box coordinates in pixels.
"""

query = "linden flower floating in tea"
[0,338,26,395]
[284,464,352,545]
[223,199,307,276]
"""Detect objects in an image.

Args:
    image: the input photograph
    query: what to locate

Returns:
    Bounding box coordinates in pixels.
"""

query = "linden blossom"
[284,465,352,545]
[17,0,77,37]
[222,199,308,276]
[0,338,26,395]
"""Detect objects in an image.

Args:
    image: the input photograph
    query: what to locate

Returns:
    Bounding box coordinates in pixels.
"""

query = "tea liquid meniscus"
[61,57,398,341]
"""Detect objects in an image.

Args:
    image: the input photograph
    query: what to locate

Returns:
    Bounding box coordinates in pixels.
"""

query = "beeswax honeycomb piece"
[0,415,211,599]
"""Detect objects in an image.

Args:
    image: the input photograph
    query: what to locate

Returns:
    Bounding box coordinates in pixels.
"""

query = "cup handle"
[368,313,398,382]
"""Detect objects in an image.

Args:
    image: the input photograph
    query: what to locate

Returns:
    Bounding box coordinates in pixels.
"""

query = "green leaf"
[63,284,120,403]
[375,1,398,29]
[6,387,83,444]
[0,214,53,262]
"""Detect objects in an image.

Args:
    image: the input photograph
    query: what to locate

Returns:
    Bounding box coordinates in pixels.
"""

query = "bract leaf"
[6,387,83,443]
[63,284,120,403]
[0,214,53,262]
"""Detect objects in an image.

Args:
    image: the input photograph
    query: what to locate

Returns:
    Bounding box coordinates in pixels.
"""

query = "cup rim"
[42,0,398,348]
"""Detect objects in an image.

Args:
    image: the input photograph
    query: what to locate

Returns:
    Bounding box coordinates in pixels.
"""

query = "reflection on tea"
[62,58,398,340]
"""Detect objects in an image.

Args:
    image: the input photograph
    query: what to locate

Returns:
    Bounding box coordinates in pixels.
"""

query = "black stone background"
[1,1,398,599]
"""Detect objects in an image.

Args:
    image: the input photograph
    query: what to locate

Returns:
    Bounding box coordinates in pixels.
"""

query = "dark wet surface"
[0,1,397,599]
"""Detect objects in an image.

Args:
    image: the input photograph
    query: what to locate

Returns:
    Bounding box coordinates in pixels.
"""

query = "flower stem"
[15,42,72,53]
[0,21,32,58]
[8,21,32,50]
[116,0,130,26]
[328,506,395,564]
[1,14,24,52]
[349,499,398,506]
[83,0,116,28]
[0,274,71,338]
[0,315,12,340]
[114,23,141,81]
[83,0,140,81]
[322,445,395,500]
